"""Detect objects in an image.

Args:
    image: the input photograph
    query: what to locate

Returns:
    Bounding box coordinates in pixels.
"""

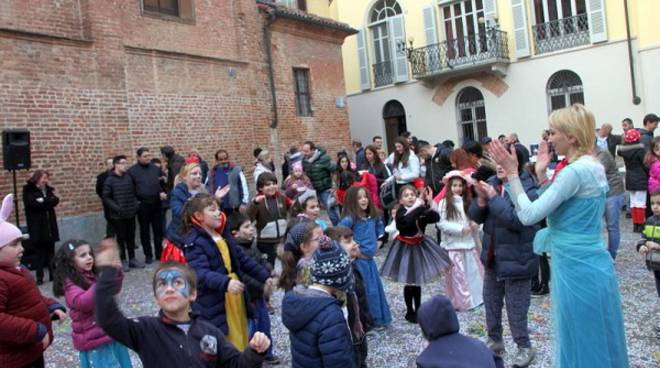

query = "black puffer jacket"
[618,143,648,191]
[102,172,138,220]
[425,143,453,195]
[468,171,540,280]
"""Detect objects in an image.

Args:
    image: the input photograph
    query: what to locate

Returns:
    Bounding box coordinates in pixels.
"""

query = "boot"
[512,347,536,367]
[411,285,421,323]
[403,286,416,323]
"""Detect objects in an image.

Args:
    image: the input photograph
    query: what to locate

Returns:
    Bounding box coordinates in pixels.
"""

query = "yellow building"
[299,0,660,151]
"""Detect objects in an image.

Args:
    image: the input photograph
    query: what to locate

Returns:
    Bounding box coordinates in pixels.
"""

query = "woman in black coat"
[23,170,60,284]
[617,129,648,232]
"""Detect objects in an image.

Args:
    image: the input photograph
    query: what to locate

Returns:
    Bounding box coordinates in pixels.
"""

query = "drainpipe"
[263,7,279,128]
[623,0,641,105]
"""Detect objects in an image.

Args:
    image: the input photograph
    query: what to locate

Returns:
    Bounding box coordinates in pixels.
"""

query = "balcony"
[372,61,394,87]
[532,14,589,55]
[409,29,509,80]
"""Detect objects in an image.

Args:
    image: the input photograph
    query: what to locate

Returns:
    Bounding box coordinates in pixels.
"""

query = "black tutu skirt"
[380,236,452,285]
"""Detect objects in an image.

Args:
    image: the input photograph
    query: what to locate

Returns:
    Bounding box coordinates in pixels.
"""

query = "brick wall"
[0,0,353,222]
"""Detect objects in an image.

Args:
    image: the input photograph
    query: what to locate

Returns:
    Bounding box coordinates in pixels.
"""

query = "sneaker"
[129,259,145,269]
[122,261,131,273]
[486,338,505,356]
[264,355,281,365]
[512,347,536,367]
[145,256,153,265]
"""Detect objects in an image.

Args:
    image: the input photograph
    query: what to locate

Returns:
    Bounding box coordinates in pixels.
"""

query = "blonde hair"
[174,163,203,188]
[548,104,596,161]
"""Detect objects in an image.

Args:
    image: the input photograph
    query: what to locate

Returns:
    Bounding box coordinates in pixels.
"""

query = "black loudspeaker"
[3,129,31,170]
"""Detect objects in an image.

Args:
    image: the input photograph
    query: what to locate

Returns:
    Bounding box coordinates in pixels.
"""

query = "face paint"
[155,269,190,298]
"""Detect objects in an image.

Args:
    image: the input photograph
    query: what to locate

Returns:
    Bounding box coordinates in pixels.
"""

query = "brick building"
[0,0,355,242]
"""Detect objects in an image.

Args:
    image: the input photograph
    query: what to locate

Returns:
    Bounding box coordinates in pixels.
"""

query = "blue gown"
[506,156,629,367]
[338,215,392,327]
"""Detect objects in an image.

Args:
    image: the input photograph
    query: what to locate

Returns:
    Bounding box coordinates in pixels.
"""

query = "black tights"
[403,285,421,316]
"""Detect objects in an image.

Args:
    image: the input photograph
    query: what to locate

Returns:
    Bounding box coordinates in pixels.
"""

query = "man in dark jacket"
[352,140,366,171]
[160,146,185,192]
[96,158,115,238]
[639,113,659,149]
[103,155,143,271]
[418,141,453,196]
[207,149,249,215]
[301,141,339,225]
[416,295,504,368]
[128,147,167,264]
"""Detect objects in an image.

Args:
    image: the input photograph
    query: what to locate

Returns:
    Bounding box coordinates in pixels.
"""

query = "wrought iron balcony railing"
[409,29,509,79]
[372,61,394,87]
[532,14,589,54]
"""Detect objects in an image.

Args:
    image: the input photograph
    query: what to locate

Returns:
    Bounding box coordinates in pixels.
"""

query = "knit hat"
[624,128,641,144]
[292,161,303,173]
[297,188,317,204]
[0,195,23,249]
[309,240,354,293]
[284,222,309,252]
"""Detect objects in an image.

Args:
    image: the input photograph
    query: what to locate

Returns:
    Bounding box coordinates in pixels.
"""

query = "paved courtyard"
[42,214,659,367]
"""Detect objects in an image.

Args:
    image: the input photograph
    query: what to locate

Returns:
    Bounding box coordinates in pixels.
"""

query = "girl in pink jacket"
[53,239,132,368]
[646,137,660,194]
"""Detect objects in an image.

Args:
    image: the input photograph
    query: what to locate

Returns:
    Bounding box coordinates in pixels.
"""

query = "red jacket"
[0,264,64,368]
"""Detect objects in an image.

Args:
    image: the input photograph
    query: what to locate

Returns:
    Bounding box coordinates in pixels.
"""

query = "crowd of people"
[1,105,659,368]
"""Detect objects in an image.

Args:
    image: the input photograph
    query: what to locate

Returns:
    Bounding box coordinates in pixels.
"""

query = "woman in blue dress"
[486,104,628,367]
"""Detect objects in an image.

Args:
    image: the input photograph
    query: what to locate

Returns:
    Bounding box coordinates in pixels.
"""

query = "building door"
[382,100,407,153]
[456,87,487,144]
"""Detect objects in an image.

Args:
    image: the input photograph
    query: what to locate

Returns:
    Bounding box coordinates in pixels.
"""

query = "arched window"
[456,87,488,144]
[547,70,584,112]
[368,0,405,87]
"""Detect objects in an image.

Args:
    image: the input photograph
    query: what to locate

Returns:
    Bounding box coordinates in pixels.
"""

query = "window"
[293,68,312,117]
[368,0,404,87]
[441,0,487,59]
[143,0,179,16]
[276,0,307,11]
[456,87,488,144]
[547,70,584,112]
[531,0,589,54]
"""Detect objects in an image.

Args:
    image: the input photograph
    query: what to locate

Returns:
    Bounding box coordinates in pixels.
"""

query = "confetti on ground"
[42,214,659,367]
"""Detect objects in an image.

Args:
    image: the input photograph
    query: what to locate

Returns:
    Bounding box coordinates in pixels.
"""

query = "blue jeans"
[248,298,274,359]
[605,193,625,259]
[319,189,340,226]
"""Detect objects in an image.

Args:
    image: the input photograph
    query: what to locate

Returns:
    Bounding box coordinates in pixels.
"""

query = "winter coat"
[246,193,291,244]
[639,128,654,149]
[467,172,540,280]
[282,285,355,368]
[128,163,165,204]
[303,148,336,193]
[283,175,314,200]
[649,159,660,194]
[387,152,421,185]
[424,144,453,195]
[102,172,138,220]
[436,195,477,250]
[361,161,390,188]
[253,162,273,185]
[595,149,625,197]
[235,239,272,302]
[64,270,123,351]
[0,264,65,368]
[22,183,59,244]
[165,183,195,247]
[617,143,648,191]
[207,164,248,210]
[416,296,504,368]
[183,225,270,335]
[95,266,265,368]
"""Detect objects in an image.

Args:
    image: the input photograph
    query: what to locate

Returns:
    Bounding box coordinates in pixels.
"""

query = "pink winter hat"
[292,161,303,172]
[0,194,23,248]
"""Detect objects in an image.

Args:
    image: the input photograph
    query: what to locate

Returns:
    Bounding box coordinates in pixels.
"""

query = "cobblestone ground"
[42,213,659,367]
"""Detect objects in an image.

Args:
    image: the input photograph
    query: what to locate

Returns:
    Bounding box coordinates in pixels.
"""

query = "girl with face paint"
[52,238,132,368]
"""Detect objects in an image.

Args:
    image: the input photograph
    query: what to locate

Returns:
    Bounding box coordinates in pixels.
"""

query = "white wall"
[347,39,655,149]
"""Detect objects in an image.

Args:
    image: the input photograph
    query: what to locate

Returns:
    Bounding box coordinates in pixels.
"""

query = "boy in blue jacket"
[282,239,355,368]
[95,239,270,368]
[416,295,504,368]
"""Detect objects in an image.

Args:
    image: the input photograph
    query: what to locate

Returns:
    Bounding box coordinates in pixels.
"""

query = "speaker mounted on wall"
[3,129,31,171]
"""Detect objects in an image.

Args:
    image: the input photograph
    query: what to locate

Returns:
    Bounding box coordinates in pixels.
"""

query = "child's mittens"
[248,332,271,354]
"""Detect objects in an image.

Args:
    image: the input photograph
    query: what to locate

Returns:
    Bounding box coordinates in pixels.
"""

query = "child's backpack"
[380,180,397,209]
